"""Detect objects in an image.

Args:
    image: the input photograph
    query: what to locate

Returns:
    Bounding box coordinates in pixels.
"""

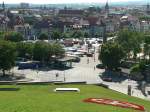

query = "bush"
[130,64,140,73]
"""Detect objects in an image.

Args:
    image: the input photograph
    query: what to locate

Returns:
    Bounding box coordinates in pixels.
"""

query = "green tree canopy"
[0,40,16,76]
[84,32,90,38]
[61,32,69,39]
[117,29,143,59]
[39,33,48,40]
[51,30,61,40]
[16,42,34,59]
[52,43,65,58]
[33,42,65,63]
[144,35,150,60]
[33,41,49,62]
[99,42,125,70]
[71,31,83,39]
[4,32,23,42]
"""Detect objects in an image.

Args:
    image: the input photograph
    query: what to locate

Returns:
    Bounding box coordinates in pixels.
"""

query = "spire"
[104,0,109,18]
[146,1,150,14]
[105,0,109,11]
[2,1,5,10]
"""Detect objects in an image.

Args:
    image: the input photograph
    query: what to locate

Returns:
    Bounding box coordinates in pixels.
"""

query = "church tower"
[105,0,109,12]
[105,0,109,18]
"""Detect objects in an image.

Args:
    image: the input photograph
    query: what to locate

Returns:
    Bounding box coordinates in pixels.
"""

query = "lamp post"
[128,74,131,96]
[64,70,66,82]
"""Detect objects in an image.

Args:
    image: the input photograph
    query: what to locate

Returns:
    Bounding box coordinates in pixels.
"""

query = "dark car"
[102,77,112,82]
[86,53,93,57]
[72,57,80,63]
[96,64,105,69]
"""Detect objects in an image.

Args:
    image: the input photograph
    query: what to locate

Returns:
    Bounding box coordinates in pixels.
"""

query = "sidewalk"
[103,81,150,101]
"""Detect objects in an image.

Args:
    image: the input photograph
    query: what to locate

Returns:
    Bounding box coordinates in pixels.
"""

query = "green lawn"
[0,84,149,112]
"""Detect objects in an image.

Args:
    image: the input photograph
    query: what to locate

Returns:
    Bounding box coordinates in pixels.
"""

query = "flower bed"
[83,98,145,111]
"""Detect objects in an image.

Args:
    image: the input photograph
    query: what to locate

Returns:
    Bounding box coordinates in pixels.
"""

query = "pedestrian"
[93,54,95,62]
[87,58,89,64]
[56,73,59,80]
[132,90,134,95]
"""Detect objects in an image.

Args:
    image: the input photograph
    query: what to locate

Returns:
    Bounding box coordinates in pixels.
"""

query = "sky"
[0,0,143,4]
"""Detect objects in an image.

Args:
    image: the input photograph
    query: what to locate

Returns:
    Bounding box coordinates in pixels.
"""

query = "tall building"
[146,3,150,15]
[105,1,109,13]
[20,3,29,9]
[105,0,109,18]
[2,1,5,11]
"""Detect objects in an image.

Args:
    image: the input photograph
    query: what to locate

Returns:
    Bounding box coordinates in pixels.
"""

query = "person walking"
[87,58,89,64]
[94,66,95,70]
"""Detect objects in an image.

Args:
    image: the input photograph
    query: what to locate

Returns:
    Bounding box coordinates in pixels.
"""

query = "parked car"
[86,53,93,57]
[96,64,105,69]
[102,77,112,82]
[18,61,41,70]
[72,57,80,63]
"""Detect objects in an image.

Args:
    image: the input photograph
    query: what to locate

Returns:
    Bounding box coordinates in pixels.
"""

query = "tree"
[144,35,150,60]
[39,33,48,40]
[61,32,69,39]
[33,41,65,63]
[84,32,90,38]
[33,41,49,63]
[4,32,23,42]
[0,40,16,76]
[99,42,125,70]
[52,43,65,58]
[16,42,34,59]
[0,32,4,40]
[51,30,61,40]
[71,31,83,39]
[117,29,143,59]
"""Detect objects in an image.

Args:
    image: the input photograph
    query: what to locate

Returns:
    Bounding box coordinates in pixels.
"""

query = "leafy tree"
[0,40,16,76]
[71,31,83,39]
[84,32,90,38]
[139,16,150,21]
[61,32,69,39]
[4,32,23,42]
[52,43,65,58]
[24,17,37,25]
[33,41,65,63]
[16,42,34,59]
[33,41,49,63]
[144,35,150,60]
[51,30,61,40]
[117,29,143,59]
[99,42,125,70]
[0,32,5,40]
[39,33,48,40]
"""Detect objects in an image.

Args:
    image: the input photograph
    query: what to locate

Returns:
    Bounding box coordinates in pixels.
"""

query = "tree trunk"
[2,69,5,76]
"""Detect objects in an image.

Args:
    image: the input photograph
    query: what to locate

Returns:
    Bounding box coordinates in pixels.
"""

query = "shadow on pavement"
[38,66,74,71]
[100,70,128,83]
[0,88,20,91]
[0,75,25,81]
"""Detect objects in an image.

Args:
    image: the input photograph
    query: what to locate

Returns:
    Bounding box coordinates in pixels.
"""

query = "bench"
[54,88,80,92]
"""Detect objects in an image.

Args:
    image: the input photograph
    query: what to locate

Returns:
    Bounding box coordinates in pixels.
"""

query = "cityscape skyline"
[0,0,145,4]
